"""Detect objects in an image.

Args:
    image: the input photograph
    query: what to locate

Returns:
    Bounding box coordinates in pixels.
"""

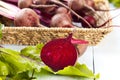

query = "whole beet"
[41,34,78,71]
[33,0,48,5]
[50,13,73,28]
[81,15,96,28]
[41,34,88,71]
[18,0,33,9]
[14,8,40,27]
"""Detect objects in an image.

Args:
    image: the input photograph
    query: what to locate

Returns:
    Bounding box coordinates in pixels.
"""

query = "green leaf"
[0,23,4,39]
[35,68,95,80]
[109,0,120,7]
[36,43,44,53]
[20,43,44,61]
[10,71,30,80]
[0,76,6,80]
[21,56,42,73]
[0,48,20,55]
[0,48,33,75]
[20,44,44,72]
[0,61,9,76]
[0,46,44,79]
[0,44,100,80]
[42,63,99,79]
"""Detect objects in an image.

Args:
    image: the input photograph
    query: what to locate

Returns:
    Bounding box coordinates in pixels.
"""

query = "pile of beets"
[1,0,107,28]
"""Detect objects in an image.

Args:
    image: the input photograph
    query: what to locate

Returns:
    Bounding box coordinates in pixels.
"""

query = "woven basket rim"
[3,27,113,31]
[0,27,112,46]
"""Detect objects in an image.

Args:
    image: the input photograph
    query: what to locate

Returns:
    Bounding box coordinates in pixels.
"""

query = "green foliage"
[0,48,33,75]
[0,23,4,39]
[42,63,99,79]
[109,0,120,7]
[0,44,44,80]
[20,43,44,62]
[0,61,9,76]
[0,44,99,80]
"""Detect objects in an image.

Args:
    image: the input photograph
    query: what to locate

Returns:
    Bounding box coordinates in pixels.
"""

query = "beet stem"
[85,5,106,22]
[38,24,48,28]
[31,4,57,8]
[0,1,20,19]
[0,1,20,12]
[67,33,88,44]
[4,0,18,3]
[66,33,73,42]
[108,25,120,28]
[95,8,120,12]
[0,7,15,19]
[71,38,88,44]
[98,13,120,28]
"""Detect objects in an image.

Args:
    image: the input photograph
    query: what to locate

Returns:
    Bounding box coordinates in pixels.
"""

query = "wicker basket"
[0,0,112,46]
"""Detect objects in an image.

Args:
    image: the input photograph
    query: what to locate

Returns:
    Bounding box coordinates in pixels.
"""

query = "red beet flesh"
[41,35,78,71]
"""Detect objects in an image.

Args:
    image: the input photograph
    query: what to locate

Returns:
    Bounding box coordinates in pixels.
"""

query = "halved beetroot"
[40,34,88,71]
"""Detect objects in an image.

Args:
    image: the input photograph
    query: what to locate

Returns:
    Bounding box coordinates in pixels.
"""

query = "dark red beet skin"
[41,35,78,72]
[81,15,96,28]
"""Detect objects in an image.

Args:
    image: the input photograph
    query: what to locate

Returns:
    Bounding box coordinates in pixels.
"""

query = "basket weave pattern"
[0,27,112,46]
[0,0,112,46]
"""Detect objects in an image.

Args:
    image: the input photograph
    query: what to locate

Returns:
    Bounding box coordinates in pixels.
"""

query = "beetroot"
[50,13,73,28]
[41,34,78,71]
[14,8,40,27]
[81,15,96,28]
[67,0,85,11]
[49,0,93,28]
[85,0,95,8]
[56,7,68,14]
[33,0,48,5]
[50,7,73,28]
[40,34,88,71]
[18,0,33,9]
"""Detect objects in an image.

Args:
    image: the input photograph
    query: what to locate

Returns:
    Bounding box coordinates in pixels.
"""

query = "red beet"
[14,8,40,27]
[18,0,33,9]
[41,34,78,71]
[56,7,68,14]
[85,0,95,8]
[67,0,85,11]
[33,0,48,5]
[50,13,73,28]
[49,0,93,27]
[81,15,96,28]
[40,34,88,71]
[18,0,55,13]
